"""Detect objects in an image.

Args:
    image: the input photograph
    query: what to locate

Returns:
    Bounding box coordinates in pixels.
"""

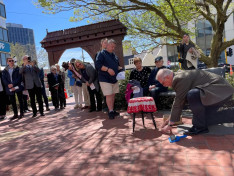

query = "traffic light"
[229,48,233,56]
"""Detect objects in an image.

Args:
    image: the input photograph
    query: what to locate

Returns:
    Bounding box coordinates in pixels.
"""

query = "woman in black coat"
[47,65,65,110]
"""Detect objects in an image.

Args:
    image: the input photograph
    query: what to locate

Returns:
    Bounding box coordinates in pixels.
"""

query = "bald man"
[157,69,234,135]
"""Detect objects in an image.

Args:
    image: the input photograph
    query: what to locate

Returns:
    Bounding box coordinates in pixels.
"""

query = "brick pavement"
[0,98,233,176]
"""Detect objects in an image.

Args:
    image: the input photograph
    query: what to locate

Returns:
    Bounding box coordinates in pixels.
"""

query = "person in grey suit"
[157,69,234,135]
[75,60,102,112]
[19,55,44,117]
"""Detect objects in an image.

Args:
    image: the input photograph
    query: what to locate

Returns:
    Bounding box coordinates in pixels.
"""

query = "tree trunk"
[209,25,224,68]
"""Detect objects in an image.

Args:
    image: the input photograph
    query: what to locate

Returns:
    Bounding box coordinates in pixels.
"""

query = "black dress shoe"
[0,116,5,120]
[184,126,209,136]
[96,109,102,112]
[19,114,24,119]
[0,117,5,120]
[89,109,96,112]
[113,111,120,116]
[32,113,37,118]
[46,107,50,111]
[108,111,115,120]
[40,113,45,116]
[10,115,18,120]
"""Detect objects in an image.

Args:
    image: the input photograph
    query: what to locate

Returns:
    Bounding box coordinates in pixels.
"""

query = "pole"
[224,38,228,64]
[82,49,85,62]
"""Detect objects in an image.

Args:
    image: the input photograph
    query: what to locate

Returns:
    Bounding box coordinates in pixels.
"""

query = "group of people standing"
[0,55,54,120]
[62,38,122,119]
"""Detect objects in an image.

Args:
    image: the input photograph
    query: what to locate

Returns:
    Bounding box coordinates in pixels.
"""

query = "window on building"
[196,20,213,52]
[0,3,6,18]
[3,29,8,42]
[129,58,134,65]
[0,28,3,41]
[196,20,225,63]
[0,28,9,42]
[0,53,7,66]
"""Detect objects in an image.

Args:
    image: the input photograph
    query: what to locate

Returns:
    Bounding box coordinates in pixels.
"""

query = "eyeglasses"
[8,60,14,62]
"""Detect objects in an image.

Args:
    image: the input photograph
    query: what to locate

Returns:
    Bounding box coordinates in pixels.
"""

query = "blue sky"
[5,0,93,64]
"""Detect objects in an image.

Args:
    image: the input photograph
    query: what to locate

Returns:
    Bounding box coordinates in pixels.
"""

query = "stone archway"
[41,20,127,67]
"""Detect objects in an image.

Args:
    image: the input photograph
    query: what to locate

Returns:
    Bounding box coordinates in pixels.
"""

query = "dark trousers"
[61,84,66,106]
[28,86,44,115]
[88,87,102,111]
[0,91,7,116]
[9,91,24,115]
[51,89,64,108]
[22,94,29,111]
[51,89,59,108]
[150,87,167,106]
[187,88,234,129]
[41,87,49,108]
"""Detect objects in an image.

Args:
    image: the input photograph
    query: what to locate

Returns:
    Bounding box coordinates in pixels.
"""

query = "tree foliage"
[10,43,38,66]
[10,43,27,66]
[35,0,234,67]
[37,48,49,68]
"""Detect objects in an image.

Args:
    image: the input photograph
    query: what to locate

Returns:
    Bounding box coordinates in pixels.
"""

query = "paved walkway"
[0,98,233,176]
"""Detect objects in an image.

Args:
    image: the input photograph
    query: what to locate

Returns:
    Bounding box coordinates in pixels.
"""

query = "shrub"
[114,70,130,110]
[226,74,234,87]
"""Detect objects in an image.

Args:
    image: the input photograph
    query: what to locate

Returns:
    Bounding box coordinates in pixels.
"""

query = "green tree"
[10,43,38,66]
[10,43,27,66]
[35,0,234,67]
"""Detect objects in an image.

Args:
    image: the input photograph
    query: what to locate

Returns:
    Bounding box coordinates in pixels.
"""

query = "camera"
[28,56,31,62]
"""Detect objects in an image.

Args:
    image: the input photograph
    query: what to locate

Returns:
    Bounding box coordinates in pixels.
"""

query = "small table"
[127,97,157,132]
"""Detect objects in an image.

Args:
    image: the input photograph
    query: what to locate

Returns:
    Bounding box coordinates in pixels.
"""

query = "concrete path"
[0,98,233,176]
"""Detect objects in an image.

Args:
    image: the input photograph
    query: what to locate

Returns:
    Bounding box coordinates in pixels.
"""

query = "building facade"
[6,23,37,61]
[0,0,10,69]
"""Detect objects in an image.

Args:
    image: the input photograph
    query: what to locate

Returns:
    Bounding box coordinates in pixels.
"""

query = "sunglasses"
[8,60,14,62]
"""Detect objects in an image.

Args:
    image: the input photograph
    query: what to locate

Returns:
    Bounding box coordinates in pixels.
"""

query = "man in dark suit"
[0,70,8,120]
[31,60,50,111]
[2,57,24,120]
[148,56,168,108]
[158,69,234,135]
[47,65,65,110]
[19,55,44,117]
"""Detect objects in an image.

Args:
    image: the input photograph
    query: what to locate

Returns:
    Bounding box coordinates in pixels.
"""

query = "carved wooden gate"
[41,20,127,67]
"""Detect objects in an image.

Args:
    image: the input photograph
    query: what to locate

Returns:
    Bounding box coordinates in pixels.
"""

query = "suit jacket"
[19,65,42,90]
[2,66,24,95]
[0,71,10,104]
[81,63,100,92]
[170,69,234,122]
[47,73,63,92]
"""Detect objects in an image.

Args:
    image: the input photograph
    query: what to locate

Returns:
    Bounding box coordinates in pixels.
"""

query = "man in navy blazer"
[2,57,24,120]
